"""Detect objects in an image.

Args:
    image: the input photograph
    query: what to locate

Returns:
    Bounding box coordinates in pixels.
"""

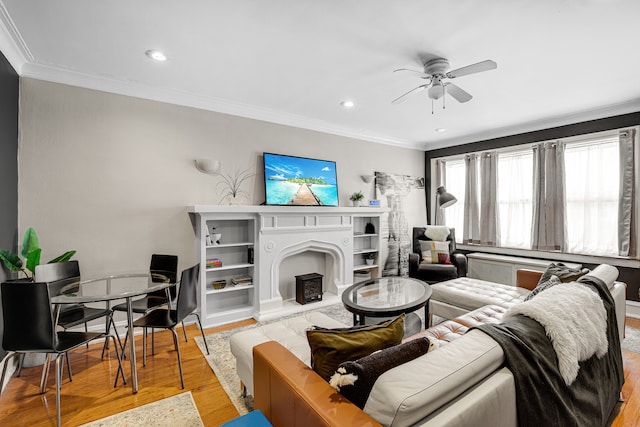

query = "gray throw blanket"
[474,276,624,427]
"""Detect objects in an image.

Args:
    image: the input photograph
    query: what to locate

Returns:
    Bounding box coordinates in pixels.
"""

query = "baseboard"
[627,301,640,319]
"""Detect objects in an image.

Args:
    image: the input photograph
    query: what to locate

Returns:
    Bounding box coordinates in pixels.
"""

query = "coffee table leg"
[424,304,430,328]
[352,313,357,326]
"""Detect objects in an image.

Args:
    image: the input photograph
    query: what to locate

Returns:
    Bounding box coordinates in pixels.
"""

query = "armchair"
[408,227,467,283]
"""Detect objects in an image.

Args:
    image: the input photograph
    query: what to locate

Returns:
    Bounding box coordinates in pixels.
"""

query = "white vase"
[365,258,374,265]
[352,200,360,207]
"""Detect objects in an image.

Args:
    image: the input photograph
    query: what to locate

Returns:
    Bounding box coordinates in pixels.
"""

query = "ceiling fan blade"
[393,68,430,79]
[445,83,473,103]
[392,84,428,104]
[446,60,497,79]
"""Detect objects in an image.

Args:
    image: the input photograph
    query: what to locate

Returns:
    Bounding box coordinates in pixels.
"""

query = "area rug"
[622,325,640,354]
[193,303,427,415]
[79,391,203,427]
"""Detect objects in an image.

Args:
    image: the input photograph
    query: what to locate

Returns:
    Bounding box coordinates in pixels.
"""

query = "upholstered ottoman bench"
[229,311,348,396]
[429,277,529,322]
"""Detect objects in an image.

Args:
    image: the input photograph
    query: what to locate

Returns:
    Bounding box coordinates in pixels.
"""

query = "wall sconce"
[194,159,221,175]
[361,175,374,183]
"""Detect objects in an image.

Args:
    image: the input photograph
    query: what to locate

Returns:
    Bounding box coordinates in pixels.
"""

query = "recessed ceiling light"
[340,100,355,108]
[145,50,167,61]
[435,128,447,133]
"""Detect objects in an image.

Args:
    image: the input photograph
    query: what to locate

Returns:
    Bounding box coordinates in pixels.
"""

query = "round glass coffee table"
[341,276,432,336]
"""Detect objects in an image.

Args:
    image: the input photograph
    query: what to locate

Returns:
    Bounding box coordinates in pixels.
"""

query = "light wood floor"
[0,318,639,427]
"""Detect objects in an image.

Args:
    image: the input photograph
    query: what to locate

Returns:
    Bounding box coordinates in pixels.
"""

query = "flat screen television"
[263,152,339,206]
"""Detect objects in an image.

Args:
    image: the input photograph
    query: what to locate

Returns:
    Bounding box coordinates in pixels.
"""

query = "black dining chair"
[108,254,179,355]
[35,261,118,341]
[0,281,125,427]
[120,263,208,389]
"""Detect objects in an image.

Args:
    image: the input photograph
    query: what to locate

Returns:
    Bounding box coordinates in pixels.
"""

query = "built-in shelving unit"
[197,216,256,327]
[352,215,381,280]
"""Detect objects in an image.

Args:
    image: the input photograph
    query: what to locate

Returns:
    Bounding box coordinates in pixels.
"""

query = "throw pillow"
[424,226,450,241]
[328,337,438,409]
[538,263,590,285]
[306,314,405,381]
[419,240,451,264]
[525,275,561,301]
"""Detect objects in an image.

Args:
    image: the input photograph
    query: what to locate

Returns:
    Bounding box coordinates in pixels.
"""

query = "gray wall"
[0,49,19,358]
[18,78,426,287]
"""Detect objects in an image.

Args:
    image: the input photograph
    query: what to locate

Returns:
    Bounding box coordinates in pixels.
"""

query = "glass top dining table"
[50,273,176,394]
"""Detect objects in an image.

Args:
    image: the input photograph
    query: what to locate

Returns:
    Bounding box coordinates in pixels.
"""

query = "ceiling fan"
[392,57,497,112]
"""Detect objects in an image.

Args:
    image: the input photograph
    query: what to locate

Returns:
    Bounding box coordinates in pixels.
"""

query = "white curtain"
[434,159,446,225]
[618,129,636,257]
[463,154,480,244]
[480,152,500,246]
[564,138,619,256]
[531,141,566,251]
[498,151,533,249]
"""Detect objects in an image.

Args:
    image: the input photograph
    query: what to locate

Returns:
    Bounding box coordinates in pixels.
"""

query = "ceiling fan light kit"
[393,56,497,114]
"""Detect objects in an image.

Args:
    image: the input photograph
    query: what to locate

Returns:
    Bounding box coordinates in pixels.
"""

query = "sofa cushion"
[364,329,505,427]
[419,240,452,264]
[329,337,437,409]
[538,262,589,285]
[306,314,404,381]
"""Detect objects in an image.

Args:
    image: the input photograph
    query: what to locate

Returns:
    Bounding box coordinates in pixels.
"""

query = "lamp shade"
[437,186,457,208]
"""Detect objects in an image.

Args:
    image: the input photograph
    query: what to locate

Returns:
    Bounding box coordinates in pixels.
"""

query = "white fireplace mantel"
[188,205,386,325]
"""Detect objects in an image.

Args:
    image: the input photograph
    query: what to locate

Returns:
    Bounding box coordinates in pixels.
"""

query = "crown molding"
[0,1,32,72]
[425,99,640,150]
[19,60,423,151]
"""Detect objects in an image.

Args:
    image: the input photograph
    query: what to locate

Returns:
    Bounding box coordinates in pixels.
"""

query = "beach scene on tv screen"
[264,154,338,206]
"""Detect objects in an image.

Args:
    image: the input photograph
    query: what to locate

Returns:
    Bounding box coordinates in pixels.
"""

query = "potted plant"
[364,252,376,265]
[0,227,76,279]
[350,191,364,207]
[216,166,255,205]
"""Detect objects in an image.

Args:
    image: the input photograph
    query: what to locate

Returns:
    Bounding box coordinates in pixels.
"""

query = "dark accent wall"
[424,111,640,302]
[0,49,19,359]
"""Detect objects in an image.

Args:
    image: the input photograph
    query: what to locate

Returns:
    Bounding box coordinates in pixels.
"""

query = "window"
[433,128,634,258]
[564,136,619,256]
[498,151,532,249]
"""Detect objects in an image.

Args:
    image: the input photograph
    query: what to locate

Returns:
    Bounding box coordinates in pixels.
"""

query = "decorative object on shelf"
[248,247,254,264]
[437,186,458,208]
[365,222,376,234]
[350,191,365,207]
[194,159,222,175]
[361,175,374,183]
[230,275,252,286]
[369,199,380,207]
[0,227,76,279]
[207,227,222,245]
[206,258,222,268]
[211,279,227,290]
[364,252,376,265]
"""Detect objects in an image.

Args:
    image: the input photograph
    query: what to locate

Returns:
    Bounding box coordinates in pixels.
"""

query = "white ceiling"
[1,0,640,151]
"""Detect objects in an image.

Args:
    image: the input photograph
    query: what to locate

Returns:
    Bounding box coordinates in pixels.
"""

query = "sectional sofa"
[237,265,626,427]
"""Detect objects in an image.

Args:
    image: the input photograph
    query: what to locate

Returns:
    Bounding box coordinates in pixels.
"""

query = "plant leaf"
[21,227,40,259]
[48,250,76,264]
[26,247,41,275]
[0,249,23,272]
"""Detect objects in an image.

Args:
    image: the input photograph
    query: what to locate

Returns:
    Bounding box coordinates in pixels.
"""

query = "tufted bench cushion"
[405,304,506,346]
[430,277,529,321]
[229,311,348,396]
